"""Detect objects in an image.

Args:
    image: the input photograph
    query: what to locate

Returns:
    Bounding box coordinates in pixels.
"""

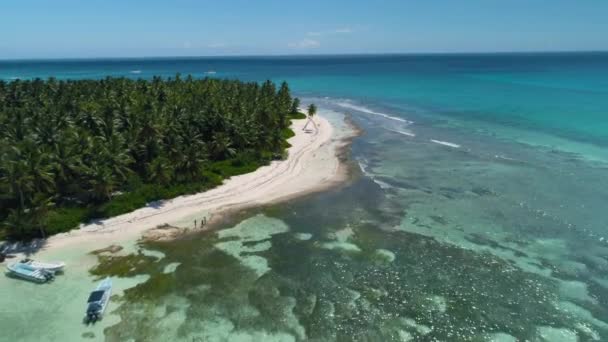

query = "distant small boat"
[85,277,112,323]
[205,70,217,75]
[21,259,65,273]
[6,262,54,283]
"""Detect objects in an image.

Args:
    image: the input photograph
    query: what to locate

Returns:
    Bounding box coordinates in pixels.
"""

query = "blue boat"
[6,262,54,283]
[85,277,112,323]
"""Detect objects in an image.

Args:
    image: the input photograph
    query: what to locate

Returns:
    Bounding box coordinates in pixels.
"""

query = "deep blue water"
[2,53,608,147]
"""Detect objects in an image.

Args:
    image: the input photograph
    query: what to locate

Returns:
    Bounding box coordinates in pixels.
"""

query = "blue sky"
[2,0,608,58]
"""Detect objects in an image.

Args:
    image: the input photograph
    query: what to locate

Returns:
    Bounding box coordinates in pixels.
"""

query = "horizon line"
[1,50,607,62]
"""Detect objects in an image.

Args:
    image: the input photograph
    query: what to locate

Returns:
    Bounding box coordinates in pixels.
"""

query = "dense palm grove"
[0,76,304,239]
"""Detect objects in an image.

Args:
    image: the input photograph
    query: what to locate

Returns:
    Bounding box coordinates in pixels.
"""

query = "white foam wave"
[357,159,392,189]
[495,155,518,162]
[205,70,217,75]
[130,70,142,74]
[430,139,461,148]
[335,102,413,124]
[357,160,370,175]
[386,128,416,137]
[373,179,393,190]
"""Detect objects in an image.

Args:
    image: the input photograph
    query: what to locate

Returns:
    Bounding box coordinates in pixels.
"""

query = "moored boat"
[20,259,65,273]
[85,277,112,323]
[6,262,54,283]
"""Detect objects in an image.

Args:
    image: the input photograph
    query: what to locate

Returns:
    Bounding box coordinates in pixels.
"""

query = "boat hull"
[22,260,65,273]
[6,263,54,283]
[85,277,112,323]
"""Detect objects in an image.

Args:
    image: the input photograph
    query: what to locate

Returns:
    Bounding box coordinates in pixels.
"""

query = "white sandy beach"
[23,112,355,256]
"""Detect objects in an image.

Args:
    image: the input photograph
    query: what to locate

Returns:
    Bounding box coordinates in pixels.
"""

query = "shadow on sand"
[0,239,48,262]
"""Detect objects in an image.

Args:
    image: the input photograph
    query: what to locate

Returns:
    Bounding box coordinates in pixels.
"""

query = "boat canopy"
[87,290,105,303]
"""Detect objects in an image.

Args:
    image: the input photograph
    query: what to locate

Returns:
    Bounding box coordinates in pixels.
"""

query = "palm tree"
[290,98,301,115]
[1,156,34,212]
[276,82,292,128]
[23,143,56,195]
[52,130,87,197]
[303,104,318,132]
[102,135,134,181]
[211,132,236,160]
[28,193,54,238]
[87,165,116,202]
[3,208,32,238]
[176,142,207,182]
[308,104,317,117]
[147,156,173,185]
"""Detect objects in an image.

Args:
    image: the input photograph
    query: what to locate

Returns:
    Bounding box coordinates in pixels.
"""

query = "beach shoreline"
[5,111,358,257]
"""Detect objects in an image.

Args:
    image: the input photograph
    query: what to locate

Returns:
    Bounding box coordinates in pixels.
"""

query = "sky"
[1,0,608,59]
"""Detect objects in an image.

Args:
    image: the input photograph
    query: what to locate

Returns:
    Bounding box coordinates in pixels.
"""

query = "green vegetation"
[307,103,317,118]
[303,103,318,132]
[0,75,307,239]
[89,253,158,279]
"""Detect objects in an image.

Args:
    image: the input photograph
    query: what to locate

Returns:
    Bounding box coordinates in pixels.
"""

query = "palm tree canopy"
[307,104,317,117]
[0,76,308,239]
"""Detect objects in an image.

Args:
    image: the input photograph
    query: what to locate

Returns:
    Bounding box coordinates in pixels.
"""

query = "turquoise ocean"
[1,53,608,341]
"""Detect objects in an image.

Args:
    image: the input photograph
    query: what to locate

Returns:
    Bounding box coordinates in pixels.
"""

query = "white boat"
[85,277,112,323]
[6,262,54,283]
[20,259,65,273]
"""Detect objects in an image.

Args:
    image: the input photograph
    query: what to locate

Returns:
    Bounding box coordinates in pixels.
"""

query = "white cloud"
[307,28,354,36]
[288,38,320,49]
[334,28,353,34]
[182,41,192,49]
[207,43,227,48]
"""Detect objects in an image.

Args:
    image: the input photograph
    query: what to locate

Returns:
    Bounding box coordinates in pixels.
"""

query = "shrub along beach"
[0,76,307,240]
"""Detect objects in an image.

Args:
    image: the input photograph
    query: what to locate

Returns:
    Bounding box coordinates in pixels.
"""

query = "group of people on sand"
[194,216,208,229]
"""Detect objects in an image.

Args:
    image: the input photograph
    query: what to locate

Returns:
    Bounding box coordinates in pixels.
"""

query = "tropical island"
[0,76,314,240]
[0,72,357,340]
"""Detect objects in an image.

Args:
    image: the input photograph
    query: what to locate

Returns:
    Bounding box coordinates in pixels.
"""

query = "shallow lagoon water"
[0,240,150,342]
[85,98,608,341]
